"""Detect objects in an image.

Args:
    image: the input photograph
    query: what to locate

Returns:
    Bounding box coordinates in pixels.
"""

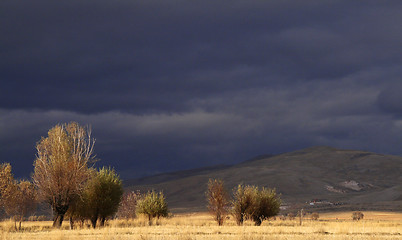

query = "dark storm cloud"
[1,0,402,178]
[3,0,401,113]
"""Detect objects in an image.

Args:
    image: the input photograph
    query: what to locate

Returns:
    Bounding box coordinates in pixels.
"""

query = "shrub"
[311,212,320,220]
[37,215,47,221]
[248,187,281,226]
[287,212,295,220]
[137,190,168,225]
[231,184,256,225]
[231,184,281,226]
[352,211,364,221]
[82,167,123,228]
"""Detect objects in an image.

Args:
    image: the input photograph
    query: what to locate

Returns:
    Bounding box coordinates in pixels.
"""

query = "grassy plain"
[0,211,401,240]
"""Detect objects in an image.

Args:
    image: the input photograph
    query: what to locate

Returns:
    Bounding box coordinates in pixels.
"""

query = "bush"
[231,184,281,226]
[137,190,168,225]
[231,184,256,225]
[248,187,281,226]
[287,212,295,220]
[311,212,319,220]
[67,167,123,229]
[37,215,47,221]
[352,211,364,221]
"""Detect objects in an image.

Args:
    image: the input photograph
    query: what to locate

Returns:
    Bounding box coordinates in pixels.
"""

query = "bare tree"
[33,122,96,228]
[206,179,230,226]
[117,191,140,219]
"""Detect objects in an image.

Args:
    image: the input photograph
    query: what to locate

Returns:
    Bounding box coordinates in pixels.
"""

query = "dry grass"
[0,211,401,240]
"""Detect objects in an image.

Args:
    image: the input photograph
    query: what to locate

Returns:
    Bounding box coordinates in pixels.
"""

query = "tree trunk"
[254,217,262,226]
[99,217,106,227]
[52,204,69,228]
[299,209,303,226]
[237,214,244,226]
[53,213,65,228]
[18,220,22,231]
[90,215,98,228]
[69,217,74,229]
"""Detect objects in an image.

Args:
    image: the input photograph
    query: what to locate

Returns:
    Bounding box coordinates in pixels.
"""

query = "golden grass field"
[0,211,401,240]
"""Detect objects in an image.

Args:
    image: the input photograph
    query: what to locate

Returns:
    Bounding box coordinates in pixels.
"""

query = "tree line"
[0,122,168,229]
[0,122,281,229]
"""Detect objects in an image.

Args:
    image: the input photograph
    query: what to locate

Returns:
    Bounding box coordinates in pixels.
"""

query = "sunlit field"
[0,211,401,240]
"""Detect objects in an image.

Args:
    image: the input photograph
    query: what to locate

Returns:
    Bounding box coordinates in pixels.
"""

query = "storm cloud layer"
[1,1,402,178]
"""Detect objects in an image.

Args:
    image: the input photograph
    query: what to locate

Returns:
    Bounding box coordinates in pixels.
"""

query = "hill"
[125,146,402,213]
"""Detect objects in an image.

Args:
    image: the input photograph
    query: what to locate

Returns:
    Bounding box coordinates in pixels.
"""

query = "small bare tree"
[117,191,140,219]
[206,179,230,226]
[33,122,96,228]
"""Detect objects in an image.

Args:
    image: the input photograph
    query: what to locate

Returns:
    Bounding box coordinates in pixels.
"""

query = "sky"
[1,0,402,179]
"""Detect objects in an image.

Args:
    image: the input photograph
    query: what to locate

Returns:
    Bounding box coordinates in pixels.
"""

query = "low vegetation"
[0,212,401,239]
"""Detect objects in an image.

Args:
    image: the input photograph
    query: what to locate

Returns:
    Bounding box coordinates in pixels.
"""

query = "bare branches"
[206,179,230,226]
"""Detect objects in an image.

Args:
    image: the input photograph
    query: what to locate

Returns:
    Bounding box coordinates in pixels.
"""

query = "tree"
[66,195,89,229]
[3,180,37,230]
[231,184,256,225]
[82,167,123,228]
[0,163,37,230]
[0,163,14,209]
[117,191,140,219]
[33,122,95,228]
[206,179,230,226]
[248,187,281,226]
[137,190,168,225]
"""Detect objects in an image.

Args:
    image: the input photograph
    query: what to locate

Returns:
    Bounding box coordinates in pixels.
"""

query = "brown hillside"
[126,146,402,212]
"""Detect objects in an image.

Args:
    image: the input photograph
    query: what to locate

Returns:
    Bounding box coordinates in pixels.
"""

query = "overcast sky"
[1,0,402,179]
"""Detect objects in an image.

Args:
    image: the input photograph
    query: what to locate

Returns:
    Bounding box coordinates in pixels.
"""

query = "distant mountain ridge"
[125,146,402,212]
